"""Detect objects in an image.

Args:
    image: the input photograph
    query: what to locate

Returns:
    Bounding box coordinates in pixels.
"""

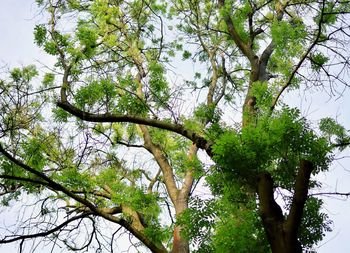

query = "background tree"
[0,0,350,252]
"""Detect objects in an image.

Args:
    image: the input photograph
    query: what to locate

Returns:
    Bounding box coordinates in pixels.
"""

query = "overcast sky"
[1,1,350,253]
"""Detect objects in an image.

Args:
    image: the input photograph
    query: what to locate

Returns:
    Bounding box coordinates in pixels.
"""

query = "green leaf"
[310,53,329,71]
[34,25,47,46]
[42,73,55,87]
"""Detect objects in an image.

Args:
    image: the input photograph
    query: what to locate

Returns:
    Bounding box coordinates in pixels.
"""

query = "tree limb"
[218,0,255,62]
[0,143,168,253]
[0,213,91,244]
[56,101,210,152]
[270,0,326,111]
[285,160,314,242]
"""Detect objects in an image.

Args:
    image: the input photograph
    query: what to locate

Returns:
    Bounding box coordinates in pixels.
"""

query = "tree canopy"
[1,0,350,252]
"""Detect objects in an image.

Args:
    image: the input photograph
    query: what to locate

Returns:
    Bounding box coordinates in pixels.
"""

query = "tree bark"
[172,145,197,253]
[257,160,314,253]
[172,226,189,253]
[172,199,190,253]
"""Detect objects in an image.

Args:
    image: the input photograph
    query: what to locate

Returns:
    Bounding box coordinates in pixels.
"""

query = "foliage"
[0,0,350,252]
[212,108,331,187]
[298,197,333,249]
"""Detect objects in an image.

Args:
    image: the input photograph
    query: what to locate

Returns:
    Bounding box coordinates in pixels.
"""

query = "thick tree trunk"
[257,160,314,253]
[171,145,198,253]
[257,172,302,252]
[264,223,302,253]
[172,198,190,253]
[172,226,189,253]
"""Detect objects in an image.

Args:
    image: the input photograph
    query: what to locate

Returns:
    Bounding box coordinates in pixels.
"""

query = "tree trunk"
[172,226,189,253]
[257,160,314,253]
[172,197,190,253]
[264,223,302,253]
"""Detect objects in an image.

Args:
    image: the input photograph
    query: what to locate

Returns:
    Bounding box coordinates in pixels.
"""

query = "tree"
[0,0,350,252]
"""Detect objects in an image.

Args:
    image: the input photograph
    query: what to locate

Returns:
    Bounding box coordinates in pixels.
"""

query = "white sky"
[0,1,350,252]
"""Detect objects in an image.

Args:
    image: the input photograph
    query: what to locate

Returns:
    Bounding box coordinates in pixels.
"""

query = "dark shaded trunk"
[257,160,314,253]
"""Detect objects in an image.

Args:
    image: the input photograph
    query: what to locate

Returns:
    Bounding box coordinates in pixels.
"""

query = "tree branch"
[0,175,48,187]
[0,213,91,244]
[141,125,179,205]
[218,0,255,62]
[56,101,210,152]
[257,172,284,223]
[270,0,326,111]
[0,143,101,214]
[286,160,314,240]
[256,172,285,250]
[0,143,168,253]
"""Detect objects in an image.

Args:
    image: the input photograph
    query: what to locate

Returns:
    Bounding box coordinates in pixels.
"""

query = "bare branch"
[0,213,91,244]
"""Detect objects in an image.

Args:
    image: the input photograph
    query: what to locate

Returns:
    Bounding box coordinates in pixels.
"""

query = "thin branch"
[0,175,49,187]
[270,0,326,111]
[0,213,91,244]
[309,192,350,197]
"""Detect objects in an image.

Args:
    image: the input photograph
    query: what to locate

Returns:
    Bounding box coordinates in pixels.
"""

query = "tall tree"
[0,0,350,252]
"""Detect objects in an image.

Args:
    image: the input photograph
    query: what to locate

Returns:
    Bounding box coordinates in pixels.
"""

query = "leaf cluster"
[212,107,332,188]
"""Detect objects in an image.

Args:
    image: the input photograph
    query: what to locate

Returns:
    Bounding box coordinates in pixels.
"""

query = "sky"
[0,1,53,67]
[0,1,350,252]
